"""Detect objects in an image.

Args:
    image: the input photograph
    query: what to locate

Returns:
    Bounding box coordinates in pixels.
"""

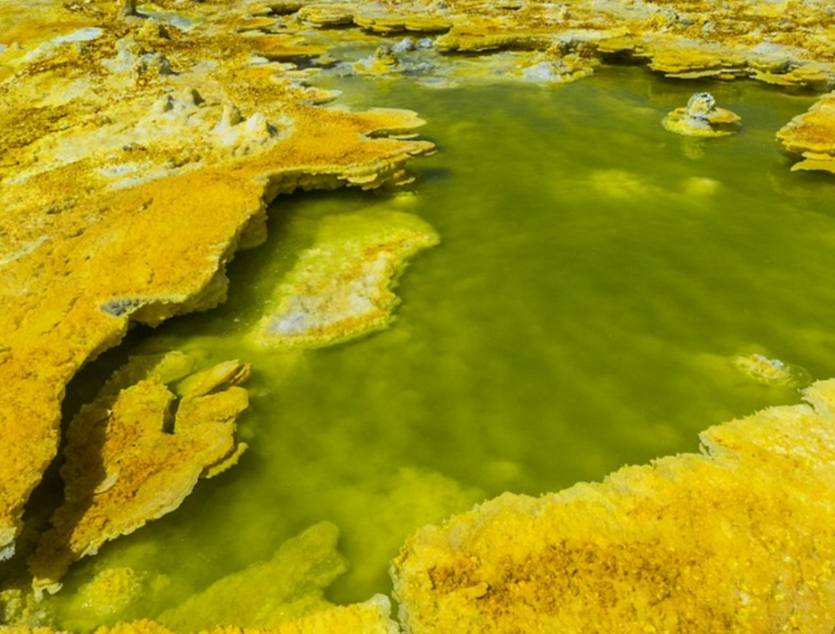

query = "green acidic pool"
[45,65,835,626]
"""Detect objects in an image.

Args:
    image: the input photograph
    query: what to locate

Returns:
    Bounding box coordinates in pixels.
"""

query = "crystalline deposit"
[778,92,835,174]
[663,92,742,137]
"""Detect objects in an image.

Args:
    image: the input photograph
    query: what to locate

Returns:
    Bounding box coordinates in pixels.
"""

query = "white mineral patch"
[22,28,103,63]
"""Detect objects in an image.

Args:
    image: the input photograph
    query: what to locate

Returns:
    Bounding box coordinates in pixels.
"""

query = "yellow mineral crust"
[28,356,251,595]
[392,379,835,632]
[254,209,439,350]
[777,92,835,173]
[0,0,433,559]
[663,92,741,137]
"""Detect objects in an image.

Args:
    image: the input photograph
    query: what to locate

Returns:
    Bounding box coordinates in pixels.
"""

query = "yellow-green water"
[43,66,835,627]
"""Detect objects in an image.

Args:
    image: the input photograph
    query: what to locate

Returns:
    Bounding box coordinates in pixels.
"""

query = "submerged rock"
[158,523,347,631]
[393,379,835,632]
[254,209,439,350]
[28,354,251,596]
[663,92,742,137]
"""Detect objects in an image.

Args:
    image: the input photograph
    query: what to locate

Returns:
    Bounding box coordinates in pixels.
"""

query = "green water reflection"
[52,66,835,622]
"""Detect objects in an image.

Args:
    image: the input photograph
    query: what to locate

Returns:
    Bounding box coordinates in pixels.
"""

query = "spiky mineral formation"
[392,380,835,632]
[29,355,252,595]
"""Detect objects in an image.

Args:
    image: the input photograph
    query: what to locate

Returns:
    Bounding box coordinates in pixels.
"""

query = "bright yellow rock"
[393,379,835,632]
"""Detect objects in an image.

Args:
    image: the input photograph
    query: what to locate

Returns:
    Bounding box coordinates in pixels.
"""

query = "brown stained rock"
[28,357,252,595]
[392,380,835,632]
[0,0,433,563]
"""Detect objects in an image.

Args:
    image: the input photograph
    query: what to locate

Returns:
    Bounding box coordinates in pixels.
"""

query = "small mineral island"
[4,0,835,632]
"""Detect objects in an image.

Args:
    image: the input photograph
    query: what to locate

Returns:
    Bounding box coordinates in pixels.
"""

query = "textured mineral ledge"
[0,0,433,560]
[294,0,835,88]
[392,380,835,632]
[29,354,251,596]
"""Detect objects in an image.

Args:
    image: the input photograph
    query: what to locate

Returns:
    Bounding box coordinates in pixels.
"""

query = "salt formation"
[662,92,742,137]
[29,354,251,596]
[254,210,439,349]
[392,379,835,632]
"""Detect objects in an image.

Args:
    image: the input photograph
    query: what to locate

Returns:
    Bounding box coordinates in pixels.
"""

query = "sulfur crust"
[777,93,835,173]
[0,0,434,559]
[392,379,835,632]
